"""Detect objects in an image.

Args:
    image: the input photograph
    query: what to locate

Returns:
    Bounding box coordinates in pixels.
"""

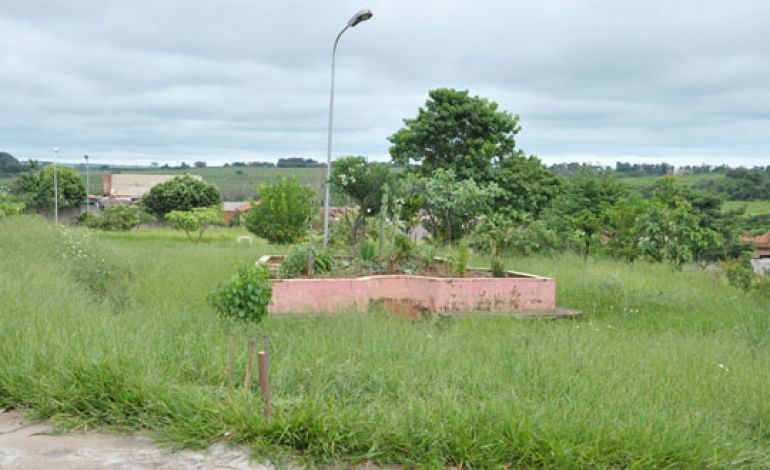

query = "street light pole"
[53,147,59,225]
[323,9,373,248]
[84,154,90,215]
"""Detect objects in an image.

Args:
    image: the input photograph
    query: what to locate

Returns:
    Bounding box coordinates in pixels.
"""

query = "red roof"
[745,232,770,248]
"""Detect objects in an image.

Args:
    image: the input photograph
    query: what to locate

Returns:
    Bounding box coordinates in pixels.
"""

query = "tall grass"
[1,216,770,468]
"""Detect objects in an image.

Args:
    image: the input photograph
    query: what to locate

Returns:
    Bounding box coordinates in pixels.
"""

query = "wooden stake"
[257,351,272,419]
[243,339,255,390]
[227,334,234,393]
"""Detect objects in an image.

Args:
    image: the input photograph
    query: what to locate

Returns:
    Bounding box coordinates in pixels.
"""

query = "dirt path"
[0,410,273,469]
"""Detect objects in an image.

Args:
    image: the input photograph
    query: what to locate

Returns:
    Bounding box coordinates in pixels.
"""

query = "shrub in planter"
[279,246,334,278]
[208,264,272,321]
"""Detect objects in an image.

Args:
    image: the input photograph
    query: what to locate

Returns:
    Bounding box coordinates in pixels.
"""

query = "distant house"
[99,174,202,207]
[744,232,770,274]
[745,232,770,259]
[223,201,253,224]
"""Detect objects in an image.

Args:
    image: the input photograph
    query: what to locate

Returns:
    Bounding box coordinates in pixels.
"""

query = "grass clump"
[278,245,334,278]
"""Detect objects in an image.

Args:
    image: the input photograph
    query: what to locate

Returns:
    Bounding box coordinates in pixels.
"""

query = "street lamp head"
[348,9,373,27]
[53,147,59,154]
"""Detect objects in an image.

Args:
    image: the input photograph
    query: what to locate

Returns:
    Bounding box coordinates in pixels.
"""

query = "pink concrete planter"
[259,256,556,316]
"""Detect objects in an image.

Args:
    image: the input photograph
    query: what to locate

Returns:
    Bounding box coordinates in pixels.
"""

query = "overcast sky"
[1,0,769,167]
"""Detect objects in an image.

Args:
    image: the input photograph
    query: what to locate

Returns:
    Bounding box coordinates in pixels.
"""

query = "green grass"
[724,199,770,217]
[2,217,770,468]
[618,172,726,190]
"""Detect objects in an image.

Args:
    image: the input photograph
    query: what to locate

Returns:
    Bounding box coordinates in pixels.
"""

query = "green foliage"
[166,206,222,243]
[278,246,334,278]
[330,156,393,245]
[243,176,314,244]
[359,239,376,262]
[0,152,22,175]
[492,153,562,216]
[13,165,86,210]
[207,264,271,321]
[448,241,469,277]
[696,167,770,201]
[419,169,499,244]
[81,205,154,231]
[751,274,770,301]
[725,253,756,291]
[470,213,556,276]
[389,88,519,181]
[141,175,222,216]
[0,187,24,218]
[378,183,390,257]
[547,167,626,260]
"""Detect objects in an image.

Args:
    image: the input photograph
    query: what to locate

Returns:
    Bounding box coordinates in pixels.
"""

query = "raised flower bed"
[258,255,560,318]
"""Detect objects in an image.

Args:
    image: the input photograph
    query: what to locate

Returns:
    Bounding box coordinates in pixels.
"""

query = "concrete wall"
[269,273,556,315]
[752,259,770,274]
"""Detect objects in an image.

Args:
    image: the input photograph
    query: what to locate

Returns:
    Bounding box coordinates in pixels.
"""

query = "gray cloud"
[1,0,769,166]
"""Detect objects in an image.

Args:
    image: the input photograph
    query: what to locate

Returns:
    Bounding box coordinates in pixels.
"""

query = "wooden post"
[227,334,234,393]
[257,351,272,418]
[243,339,255,390]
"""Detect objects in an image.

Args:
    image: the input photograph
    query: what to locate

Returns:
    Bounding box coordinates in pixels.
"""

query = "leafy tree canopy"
[330,156,394,243]
[243,176,315,244]
[0,152,22,175]
[389,88,519,181]
[166,206,222,243]
[12,165,85,210]
[418,169,500,244]
[492,153,561,216]
[141,175,222,216]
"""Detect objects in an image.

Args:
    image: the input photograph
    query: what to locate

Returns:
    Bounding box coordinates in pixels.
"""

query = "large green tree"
[492,153,561,216]
[0,152,22,175]
[13,165,85,210]
[389,88,519,181]
[389,88,558,217]
[141,175,222,216]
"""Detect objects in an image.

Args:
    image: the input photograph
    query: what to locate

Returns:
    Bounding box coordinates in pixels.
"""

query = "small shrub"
[456,241,469,277]
[166,206,222,243]
[279,246,334,278]
[725,253,755,291]
[359,239,376,262]
[208,264,272,321]
[393,235,415,258]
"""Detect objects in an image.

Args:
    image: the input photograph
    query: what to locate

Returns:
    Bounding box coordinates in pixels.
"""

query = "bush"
[13,166,86,210]
[165,206,222,243]
[0,188,24,218]
[359,239,376,262]
[81,205,154,231]
[725,253,755,291]
[279,246,334,278]
[243,176,315,244]
[141,175,222,217]
[207,264,272,321]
